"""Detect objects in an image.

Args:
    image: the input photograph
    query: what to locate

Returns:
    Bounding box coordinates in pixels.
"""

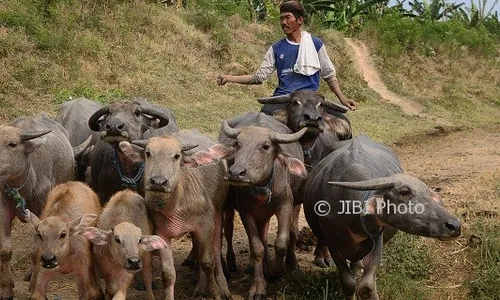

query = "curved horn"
[131,140,148,149]
[88,107,109,132]
[328,176,396,190]
[221,121,241,139]
[257,94,291,104]
[20,130,51,142]
[141,107,170,128]
[181,144,199,152]
[73,135,93,158]
[323,101,349,113]
[270,127,307,144]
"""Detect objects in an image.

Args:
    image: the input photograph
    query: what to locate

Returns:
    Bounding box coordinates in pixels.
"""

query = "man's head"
[280,1,304,35]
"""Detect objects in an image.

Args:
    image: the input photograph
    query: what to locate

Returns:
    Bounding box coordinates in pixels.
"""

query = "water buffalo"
[0,114,77,299]
[259,90,353,267]
[209,112,307,299]
[88,98,179,203]
[82,190,167,300]
[119,134,230,300]
[26,181,102,300]
[56,97,102,182]
[303,135,461,300]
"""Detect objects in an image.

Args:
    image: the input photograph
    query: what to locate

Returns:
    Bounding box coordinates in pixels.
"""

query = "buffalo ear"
[81,227,111,246]
[183,151,219,168]
[140,235,168,251]
[119,141,143,162]
[277,152,307,179]
[272,109,288,125]
[69,214,98,235]
[26,209,41,231]
[208,144,236,160]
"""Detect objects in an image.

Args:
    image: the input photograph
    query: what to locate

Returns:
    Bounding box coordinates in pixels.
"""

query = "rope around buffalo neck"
[4,163,31,218]
[250,166,275,204]
[113,149,145,189]
[360,190,384,255]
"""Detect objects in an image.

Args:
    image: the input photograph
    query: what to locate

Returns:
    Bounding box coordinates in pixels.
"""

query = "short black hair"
[279,1,305,19]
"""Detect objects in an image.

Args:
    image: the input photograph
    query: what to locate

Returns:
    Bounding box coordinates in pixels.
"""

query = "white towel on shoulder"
[294,31,321,76]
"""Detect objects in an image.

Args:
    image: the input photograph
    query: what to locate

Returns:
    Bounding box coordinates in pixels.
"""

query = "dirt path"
[344,38,423,116]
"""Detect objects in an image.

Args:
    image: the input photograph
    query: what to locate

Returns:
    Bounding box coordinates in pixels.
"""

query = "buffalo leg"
[141,251,155,300]
[214,210,232,299]
[159,239,175,300]
[313,239,334,268]
[0,208,15,300]
[357,236,383,300]
[328,248,356,300]
[223,202,237,272]
[285,204,300,272]
[193,226,220,300]
[270,203,292,279]
[30,268,55,300]
[241,214,267,300]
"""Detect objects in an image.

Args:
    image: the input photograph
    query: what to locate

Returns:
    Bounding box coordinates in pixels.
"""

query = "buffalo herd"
[0,91,461,300]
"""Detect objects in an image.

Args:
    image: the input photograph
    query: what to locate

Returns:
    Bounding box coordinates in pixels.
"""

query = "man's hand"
[341,98,357,111]
[217,74,228,86]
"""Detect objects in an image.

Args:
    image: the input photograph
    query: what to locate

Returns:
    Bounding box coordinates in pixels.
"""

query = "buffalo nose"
[228,166,247,179]
[303,114,322,122]
[126,257,142,270]
[106,121,125,132]
[41,254,58,268]
[150,176,168,187]
[445,219,462,236]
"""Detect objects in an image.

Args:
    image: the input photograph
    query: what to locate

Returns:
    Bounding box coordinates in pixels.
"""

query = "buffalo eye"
[145,150,151,158]
[37,233,43,240]
[134,109,141,117]
[233,141,240,149]
[261,144,271,151]
[8,142,17,148]
[398,187,412,197]
[59,231,67,239]
[318,102,324,108]
[292,100,300,106]
[115,236,121,244]
[173,154,180,160]
[138,238,142,244]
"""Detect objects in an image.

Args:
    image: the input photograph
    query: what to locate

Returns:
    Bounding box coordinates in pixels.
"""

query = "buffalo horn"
[257,94,291,104]
[88,107,109,132]
[271,127,307,144]
[141,107,170,128]
[131,140,148,149]
[328,176,396,190]
[20,130,51,142]
[323,101,349,113]
[73,135,93,158]
[181,144,199,152]
[221,121,241,139]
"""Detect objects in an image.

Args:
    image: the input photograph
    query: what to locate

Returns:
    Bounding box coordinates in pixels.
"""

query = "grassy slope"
[1,1,499,300]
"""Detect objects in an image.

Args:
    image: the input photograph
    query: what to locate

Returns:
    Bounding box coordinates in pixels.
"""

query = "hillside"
[1,1,499,300]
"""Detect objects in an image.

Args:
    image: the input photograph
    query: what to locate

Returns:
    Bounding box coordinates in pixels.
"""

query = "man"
[217,0,357,115]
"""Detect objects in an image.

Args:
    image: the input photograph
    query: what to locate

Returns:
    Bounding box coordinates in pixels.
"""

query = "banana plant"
[405,0,464,21]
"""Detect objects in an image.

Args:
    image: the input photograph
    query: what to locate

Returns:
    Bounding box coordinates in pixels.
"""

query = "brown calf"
[26,181,103,300]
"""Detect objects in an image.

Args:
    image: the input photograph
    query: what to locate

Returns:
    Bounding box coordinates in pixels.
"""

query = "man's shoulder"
[272,37,288,47]
[311,35,324,50]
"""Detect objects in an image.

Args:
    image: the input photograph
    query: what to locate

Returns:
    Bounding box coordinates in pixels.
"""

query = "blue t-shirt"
[272,36,323,96]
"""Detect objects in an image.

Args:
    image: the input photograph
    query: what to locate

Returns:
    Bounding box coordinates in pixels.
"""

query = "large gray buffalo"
[88,98,179,204]
[303,135,461,300]
[210,112,307,300]
[56,97,102,182]
[0,114,78,299]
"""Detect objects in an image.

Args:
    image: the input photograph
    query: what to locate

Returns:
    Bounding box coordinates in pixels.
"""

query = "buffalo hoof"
[313,256,334,268]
